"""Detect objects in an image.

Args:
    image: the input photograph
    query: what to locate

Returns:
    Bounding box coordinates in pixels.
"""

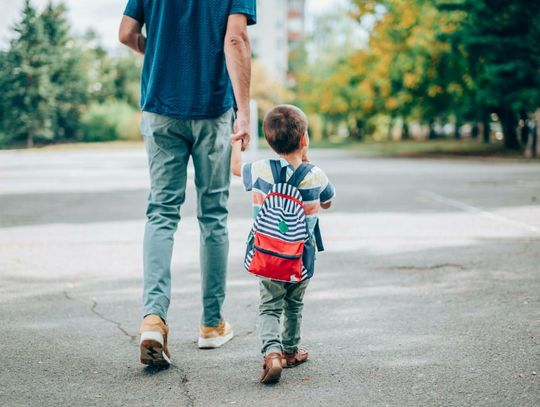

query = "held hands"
[230,135,243,177]
[230,113,247,177]
[231,113,250,151]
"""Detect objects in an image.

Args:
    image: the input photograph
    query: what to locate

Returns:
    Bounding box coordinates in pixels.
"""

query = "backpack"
[244,160,324,282]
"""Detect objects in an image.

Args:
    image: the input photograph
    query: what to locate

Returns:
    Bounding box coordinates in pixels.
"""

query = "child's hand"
[231,138,243,176]
[231,117,250,151]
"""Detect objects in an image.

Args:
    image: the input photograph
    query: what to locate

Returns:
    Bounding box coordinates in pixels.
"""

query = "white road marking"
[421,190,540,235]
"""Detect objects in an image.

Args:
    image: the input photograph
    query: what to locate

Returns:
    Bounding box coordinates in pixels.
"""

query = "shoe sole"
[261,364,282,384]
[140,332,170,367]
[197,330,234,349]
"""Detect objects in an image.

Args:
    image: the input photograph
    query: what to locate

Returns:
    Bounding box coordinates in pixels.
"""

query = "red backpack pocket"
[248,232,304,282]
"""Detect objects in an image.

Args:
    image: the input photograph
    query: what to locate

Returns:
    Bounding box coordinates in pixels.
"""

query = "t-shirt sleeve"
[319,171,336,204]
[230,0,257,25]
[123,0,145,24]
[241,162,253,191]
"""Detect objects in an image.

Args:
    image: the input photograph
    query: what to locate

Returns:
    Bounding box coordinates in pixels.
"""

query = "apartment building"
[248,0,306,85]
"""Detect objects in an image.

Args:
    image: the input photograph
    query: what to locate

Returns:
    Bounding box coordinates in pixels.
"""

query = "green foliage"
[294,9,367,139]
[2,0,54,147]
[41,2,89,141]
[296,0,539,149]
[0,1,142,148]
[437,0,540,149]
[81,101,140,142]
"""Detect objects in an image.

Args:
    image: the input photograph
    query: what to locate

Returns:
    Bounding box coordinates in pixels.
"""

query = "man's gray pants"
[140,109,234,326]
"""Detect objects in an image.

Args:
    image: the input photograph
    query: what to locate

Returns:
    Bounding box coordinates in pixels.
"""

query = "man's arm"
[231,139,243,177]
[119,15,146,55]
[224,14,251,151]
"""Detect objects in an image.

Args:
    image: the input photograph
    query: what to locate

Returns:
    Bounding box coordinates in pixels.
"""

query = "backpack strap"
[269,159,288,183]
[287,163,325,251]
[313,219,325,252]
[287,163,314,188]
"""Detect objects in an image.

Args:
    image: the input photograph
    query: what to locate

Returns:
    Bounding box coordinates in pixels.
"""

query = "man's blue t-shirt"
[124,0,256,119]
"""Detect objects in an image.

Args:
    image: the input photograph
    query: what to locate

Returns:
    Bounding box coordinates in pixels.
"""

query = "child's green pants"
[259,278,310,355]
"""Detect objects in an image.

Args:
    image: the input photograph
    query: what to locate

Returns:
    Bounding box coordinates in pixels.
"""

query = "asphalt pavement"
[0,145,539,406]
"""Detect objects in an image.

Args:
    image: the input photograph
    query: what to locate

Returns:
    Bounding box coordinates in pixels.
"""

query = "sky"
[0,0,349,50]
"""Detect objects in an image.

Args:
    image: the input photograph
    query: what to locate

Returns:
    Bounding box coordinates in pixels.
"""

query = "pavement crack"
[169,364,196,407]
[63,290,137,346]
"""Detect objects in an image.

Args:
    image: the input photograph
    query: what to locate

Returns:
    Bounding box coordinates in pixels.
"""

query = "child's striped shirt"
[241,158,336,234]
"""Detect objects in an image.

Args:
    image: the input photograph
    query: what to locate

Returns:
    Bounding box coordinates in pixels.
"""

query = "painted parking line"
[421,190,540,235]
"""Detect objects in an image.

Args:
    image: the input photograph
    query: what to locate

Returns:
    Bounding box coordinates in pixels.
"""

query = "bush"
[0,131,9,148]
[81,101,140,142]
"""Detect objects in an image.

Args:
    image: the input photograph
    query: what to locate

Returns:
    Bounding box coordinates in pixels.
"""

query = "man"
[119,0,256,367]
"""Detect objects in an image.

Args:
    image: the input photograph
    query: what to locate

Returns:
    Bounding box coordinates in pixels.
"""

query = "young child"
[231,104,335,384]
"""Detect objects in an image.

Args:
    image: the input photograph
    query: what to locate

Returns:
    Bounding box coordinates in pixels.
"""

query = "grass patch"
[308,139,521,158]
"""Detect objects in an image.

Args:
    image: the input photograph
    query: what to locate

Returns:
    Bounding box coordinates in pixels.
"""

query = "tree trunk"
[387,116,394,140]
[350,118,364,141]
[402,122,410,140]
[500,108,520,150]
[428,119,437,140]
[471,122,479,140]
[527,108,540,158]
[519,110,529,146]
[454,120,461,139]
[534,125,538,158]
[27,131,34,148]
[321,118,329,140]
[482,113,490,144]
[536,108,540,157]
[357,118,364,141]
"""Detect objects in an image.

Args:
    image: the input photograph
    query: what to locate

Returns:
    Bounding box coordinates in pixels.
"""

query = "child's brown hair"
[263,105,307,154]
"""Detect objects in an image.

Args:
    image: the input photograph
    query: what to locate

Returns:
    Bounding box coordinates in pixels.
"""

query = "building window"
[288,0,304,13]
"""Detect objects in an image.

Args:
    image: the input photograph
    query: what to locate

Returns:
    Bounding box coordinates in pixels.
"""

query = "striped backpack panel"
[244,161,317,282]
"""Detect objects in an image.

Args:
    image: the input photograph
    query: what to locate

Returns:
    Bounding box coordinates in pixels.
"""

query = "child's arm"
[231,139,243,177]
[319,169,336,210]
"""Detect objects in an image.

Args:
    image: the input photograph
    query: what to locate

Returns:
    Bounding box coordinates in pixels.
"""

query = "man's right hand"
[231,113,250,151]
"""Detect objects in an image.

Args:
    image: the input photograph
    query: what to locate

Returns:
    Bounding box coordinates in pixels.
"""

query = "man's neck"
[279,151,304,169]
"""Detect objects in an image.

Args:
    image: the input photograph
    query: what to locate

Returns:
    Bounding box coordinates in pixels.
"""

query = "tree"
[251,61,291,115]
[295,9,367,139]
[3,0,53,147]
[294,0,472,141]
[0,1,140,148]
[350,0,471,138]
[0,51,9,144]
[111,52,143,109]
[40,1,89,140]
[438,0,540,149]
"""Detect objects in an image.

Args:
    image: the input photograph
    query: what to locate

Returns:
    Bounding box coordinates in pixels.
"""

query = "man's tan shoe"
[198,320,234,349]
[260,352,283,384]
[139,315,171,367]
